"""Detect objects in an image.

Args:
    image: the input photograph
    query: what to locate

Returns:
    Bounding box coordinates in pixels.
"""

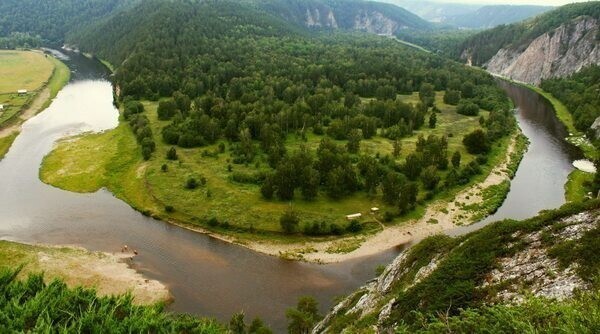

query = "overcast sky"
[432,0,591,6]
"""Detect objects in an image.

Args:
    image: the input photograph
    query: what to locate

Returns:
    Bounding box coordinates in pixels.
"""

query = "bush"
[185,177,198,189]
[165,205,174,213]
[207,217,220,227]
[443,90,461,105]
[280,209,300,234]
[456,101,480,116]
[463,129,490,154]
[346,219,363,233]
[166,147,178,160]
[161,164,168,172]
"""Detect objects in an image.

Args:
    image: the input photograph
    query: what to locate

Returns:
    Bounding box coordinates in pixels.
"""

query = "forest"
[60,0,515,235]
[541,65,600,138]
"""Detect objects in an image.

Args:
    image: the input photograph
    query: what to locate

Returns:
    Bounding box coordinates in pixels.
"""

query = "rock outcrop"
[312,207,599,333]
[485,16,600,85]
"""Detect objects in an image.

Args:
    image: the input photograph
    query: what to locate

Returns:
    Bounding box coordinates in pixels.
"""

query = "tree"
[346,129,362,154]
[421,165,440,190]
[185,177,198,189]
[404,153,423,180]
[443,89,461,105]
[166,147,178,160]
[157,99,178,120]
[286,296,321,334]
[452,151,462,168]
[248,318,272,334]
[280,209,300,234]
[457,101,480,116]
[393,140,402,158]
[463,129,490,154]
[382,171,404,205]
[429,112,437,129]
[419,83,435,107]
[398,182,418,213]
[300,167,319,201]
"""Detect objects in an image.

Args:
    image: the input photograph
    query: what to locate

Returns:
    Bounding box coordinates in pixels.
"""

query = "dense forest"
[541,65,600,138]
[454,2,600,65]
[66,0,514,229]
[0,0,137,47]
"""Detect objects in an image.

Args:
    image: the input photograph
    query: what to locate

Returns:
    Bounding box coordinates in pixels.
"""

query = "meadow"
[41,90,514,244]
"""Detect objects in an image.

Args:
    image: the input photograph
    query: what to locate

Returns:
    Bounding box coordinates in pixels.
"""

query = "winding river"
[0,51,581,332]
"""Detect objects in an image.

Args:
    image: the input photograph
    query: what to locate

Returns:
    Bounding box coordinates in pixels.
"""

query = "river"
[0,51,581,332]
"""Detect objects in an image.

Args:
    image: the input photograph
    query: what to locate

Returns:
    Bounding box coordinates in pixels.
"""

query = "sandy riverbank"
[0,240,171,305]
[181,135,519,264]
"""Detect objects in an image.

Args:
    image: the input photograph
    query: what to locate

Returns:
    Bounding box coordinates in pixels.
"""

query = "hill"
[256,0,432,35]
[445,5,552,29]
[0,0,137,47]
[313,200,600,332]
[456,2,600,84]
[384,1,551,29]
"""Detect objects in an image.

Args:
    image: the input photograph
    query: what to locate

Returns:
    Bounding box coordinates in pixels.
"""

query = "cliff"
[485,16,600,85]
[313,201,600,333]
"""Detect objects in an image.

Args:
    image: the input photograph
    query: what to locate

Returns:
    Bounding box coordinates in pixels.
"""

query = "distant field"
[0,50,53,94]
[41,92,510,240]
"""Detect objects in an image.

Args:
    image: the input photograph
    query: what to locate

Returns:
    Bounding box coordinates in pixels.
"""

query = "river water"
[0,50,398,332]
[0,51,581,332]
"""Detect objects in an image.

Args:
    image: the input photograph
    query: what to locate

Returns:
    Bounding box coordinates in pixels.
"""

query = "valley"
[0,0,598,333]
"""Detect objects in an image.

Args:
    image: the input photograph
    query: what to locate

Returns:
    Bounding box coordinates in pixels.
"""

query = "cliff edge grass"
[39,94,523,263]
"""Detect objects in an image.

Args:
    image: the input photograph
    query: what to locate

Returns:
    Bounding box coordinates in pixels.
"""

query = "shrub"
[280,209,300,234]
[161,164,168,172]
[207,217,220,227]
[346,219,363,233]
[165,205,174,213]
[463,129,490,154]
[456,101,480,116]
[166,147,178,160]
[185,177,198,189]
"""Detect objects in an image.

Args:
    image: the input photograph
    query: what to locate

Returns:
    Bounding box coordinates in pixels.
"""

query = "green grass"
[0,50,53,94]
[40,92,514,243]
[565,170,595,202]
[0,267,225,333]
[0,131,18,160]
[0,50,70,127]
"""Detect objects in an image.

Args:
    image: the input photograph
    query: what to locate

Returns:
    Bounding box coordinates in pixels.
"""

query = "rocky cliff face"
[485,16,600,85]
[304,8,404,36]
[312,206,599,333]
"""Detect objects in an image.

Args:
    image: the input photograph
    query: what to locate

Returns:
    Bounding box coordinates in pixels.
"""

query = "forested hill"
[444,5,552,29]
[256,0,432,34]
[0,0,137,46]
[455,2,600,67]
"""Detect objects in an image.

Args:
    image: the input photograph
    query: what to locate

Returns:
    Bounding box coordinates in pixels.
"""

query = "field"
[0,51,53,125]
[41,92,511,242]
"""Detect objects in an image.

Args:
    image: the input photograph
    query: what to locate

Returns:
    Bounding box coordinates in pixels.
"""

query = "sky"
[431,0,591,6]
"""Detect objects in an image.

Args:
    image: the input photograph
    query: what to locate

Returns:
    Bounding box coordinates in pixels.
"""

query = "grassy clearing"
[565,170,595,202]
[0,50,69,127]
[0,50,53,94]
[41,92,513,243]
[0,131,18,160]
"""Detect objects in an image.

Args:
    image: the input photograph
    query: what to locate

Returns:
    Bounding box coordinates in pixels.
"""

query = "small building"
[346,213,362,220]
[0,104,4,111]
[370,207,380,213]
[17,89,28,95]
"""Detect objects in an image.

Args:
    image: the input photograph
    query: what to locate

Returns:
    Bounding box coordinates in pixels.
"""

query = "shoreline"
[0,239,171,305]
[0,50,70,151]
[121,132,522,264]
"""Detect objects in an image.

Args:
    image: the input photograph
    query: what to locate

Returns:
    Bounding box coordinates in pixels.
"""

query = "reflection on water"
[0,51,398,332]
[448,80,580,236]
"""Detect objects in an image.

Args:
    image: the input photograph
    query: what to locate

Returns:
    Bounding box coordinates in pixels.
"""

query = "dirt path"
[243,136,519,263]
[0,87,50,138]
